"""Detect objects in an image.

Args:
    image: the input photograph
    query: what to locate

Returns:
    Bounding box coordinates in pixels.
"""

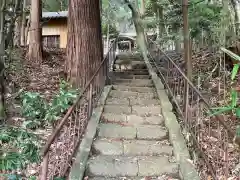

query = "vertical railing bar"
[88,83,93,118]
[41,152,49,180]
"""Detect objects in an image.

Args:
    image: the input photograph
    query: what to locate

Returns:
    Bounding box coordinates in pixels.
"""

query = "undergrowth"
[0,80,77,179]
[0,127,40,171]
[20,80,78,129]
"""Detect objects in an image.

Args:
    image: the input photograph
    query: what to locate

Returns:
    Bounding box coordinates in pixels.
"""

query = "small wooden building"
[28,11,68,48]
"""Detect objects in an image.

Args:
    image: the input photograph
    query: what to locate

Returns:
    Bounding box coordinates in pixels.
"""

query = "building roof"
[26,11,68,19]
[42,11,68,19]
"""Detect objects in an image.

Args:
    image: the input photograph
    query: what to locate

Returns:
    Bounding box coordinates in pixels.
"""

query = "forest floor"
[6,48,66,126]
[154,48,240,179]
[1,47,67,179]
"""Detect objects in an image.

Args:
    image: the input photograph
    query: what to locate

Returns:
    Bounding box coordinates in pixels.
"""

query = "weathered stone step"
[117,54,142,60]
[115,60,145,64]
[92,139,173,156]
[98,123,168,140]
[112,85,153,92]
[114,60,147,69]
[106,97,159,106]
[113,74,150,79]
[103,105,131,114]
[87,177,180,180]
[113,64,147,71]
[132,105,162,116]
[86,155,178,177]
[108,90,156,99]
[103,105,161,116]
[118,53,142,57]
[114,70,149,75]
[105,97,129,105]
[101,113,164,125]
[113,79,153,87]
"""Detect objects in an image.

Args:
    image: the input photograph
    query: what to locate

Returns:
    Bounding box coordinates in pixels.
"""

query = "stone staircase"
[84,53,180,180]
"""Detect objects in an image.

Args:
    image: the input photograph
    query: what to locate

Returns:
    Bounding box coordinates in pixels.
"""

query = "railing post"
[182,0,191,118]
[41,152,49,180]
[88,83,93,117]
[105,54,110,85]
[183,83,189,119]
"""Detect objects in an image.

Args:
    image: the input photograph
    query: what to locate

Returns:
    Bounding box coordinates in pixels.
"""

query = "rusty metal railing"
[148,41,240,179]
[39,39,117,179]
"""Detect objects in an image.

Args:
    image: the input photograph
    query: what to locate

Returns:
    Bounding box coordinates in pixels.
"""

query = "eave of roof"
[42,11,68,19]
[26,11,68,19]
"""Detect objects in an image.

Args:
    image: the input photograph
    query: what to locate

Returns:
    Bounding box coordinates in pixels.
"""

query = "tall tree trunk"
[25,15,30,45]
[14,16,21,47]
[140,0,145,15]
[20,0,27,46]
[66,0,103,88]
[174,28,181,52]
[0,0,6,124]
[230,0,240,36]
[28,0,42,62]
[157,7,164,40]
[125,0,148,60]
[5,0,21,49]
[39,0,42,44]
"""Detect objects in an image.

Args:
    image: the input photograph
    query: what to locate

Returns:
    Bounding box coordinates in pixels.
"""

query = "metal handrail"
[40,39,117,179]
[147,40,238,179]
[149,41,234,137]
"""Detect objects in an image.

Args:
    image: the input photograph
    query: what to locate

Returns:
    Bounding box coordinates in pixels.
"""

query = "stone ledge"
[143,56,200,180]
[69,85,112,180]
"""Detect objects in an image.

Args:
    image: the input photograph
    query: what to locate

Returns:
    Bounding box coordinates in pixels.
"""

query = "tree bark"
[25,14,30,45]
[174,27,181,52]
[157,7,164,40]
[14,16,21,47]
[28,0,42,62]
[230,0,240,36]
[140,0,145,15]
[5,0,21,49]
[20,0,27,46]
[125,0,148,60]
[0,0,6,123]
[66,0,103,88]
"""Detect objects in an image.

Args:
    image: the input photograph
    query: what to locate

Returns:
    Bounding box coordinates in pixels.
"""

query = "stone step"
[112,85,153,92]
[114,70,149,75]
[115,60,145,65]
[86,155,178,177]
[101,113,164,125]
[108,90,156,99]
[132,105,162,116]
[113,79,153,87]
[113,64,147,70]
[87,176,180,180]
[103,105,131,114]
[105,97,129,105]
[105,97,160,106]
[117,68,148,72]
[103,105,162,116]
[117,54,142,60]
[113,74,150,79]
[98,123,136,139]
[98,123,168,140]
[92,139,173,156]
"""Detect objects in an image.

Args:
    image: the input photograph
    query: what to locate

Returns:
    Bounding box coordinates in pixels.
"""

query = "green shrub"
[0,127,40,171]
[20,80,78,129]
